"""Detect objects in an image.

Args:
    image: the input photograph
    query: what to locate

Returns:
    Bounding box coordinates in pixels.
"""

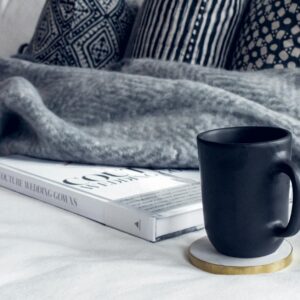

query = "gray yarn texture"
[0,57,299,168]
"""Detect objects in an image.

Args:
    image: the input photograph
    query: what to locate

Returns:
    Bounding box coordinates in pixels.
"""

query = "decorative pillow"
[23,0,134,69]
[125,0,247,68]
[230,0,300,70]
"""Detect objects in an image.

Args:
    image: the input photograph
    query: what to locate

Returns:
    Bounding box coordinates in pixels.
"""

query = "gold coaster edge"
[188,243,293,275]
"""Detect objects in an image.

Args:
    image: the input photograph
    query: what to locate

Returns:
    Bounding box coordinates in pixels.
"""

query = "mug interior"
[198,127,290,145]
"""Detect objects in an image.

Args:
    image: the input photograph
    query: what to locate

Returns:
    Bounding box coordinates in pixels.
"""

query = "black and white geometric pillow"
[230,0,300,70]
[23,0,134,69]
[126,0,247,68]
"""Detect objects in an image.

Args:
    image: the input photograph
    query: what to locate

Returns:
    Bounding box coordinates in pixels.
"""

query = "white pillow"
[0,0,143,58]
[0,0,46,58]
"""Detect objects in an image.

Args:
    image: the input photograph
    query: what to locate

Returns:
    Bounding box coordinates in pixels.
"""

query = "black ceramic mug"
[197,126,300,258]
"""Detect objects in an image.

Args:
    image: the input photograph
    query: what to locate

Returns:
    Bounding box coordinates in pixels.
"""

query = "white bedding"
[0,187,300,300]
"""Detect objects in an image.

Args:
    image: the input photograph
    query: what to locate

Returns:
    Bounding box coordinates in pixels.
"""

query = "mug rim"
[197,126,291,147]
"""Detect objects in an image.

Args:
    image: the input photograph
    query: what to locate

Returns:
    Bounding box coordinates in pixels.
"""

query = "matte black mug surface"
[197,126,300,258]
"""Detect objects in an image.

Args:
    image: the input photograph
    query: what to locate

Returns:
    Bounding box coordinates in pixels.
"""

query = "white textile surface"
[0,187,300,300]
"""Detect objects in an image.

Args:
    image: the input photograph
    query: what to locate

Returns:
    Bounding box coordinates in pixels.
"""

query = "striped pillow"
[126,0,247,67]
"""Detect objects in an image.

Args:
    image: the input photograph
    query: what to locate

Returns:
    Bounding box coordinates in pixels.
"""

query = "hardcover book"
[0,156,203,241]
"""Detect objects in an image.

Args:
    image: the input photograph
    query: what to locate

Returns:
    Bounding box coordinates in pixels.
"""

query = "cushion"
[22,0,134,69]
[125,0,247,68]
[0,0,46,58]
[230,0,300,70]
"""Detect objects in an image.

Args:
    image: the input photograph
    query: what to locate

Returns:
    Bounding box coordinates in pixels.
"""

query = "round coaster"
[188,237,293,275]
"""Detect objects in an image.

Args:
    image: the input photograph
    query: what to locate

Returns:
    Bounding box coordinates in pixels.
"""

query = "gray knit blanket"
[0,58,299,168]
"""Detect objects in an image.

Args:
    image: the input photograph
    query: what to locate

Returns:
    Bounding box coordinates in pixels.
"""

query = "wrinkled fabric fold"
[0,58,299,168]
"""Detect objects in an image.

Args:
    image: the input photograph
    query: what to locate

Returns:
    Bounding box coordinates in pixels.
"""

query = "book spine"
[0,166,156,241]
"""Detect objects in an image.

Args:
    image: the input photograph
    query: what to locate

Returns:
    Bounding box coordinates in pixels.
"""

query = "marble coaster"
[188,237,293,275]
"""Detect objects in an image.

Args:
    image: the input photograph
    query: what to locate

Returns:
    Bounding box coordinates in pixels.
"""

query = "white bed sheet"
[0,187,300,300]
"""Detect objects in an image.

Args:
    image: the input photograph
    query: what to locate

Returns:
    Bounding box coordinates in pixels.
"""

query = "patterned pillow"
[230,0,300,70]
[125,0,247,68]
[22,0,134,69]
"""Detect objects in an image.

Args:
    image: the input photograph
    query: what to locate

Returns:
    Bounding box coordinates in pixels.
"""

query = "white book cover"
[0,156,204,241]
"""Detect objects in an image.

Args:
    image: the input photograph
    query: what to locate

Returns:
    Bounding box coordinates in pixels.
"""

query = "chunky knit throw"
[0,58,299,168]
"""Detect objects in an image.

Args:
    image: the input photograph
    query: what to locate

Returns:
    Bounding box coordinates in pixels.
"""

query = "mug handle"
[274,160,300,237]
